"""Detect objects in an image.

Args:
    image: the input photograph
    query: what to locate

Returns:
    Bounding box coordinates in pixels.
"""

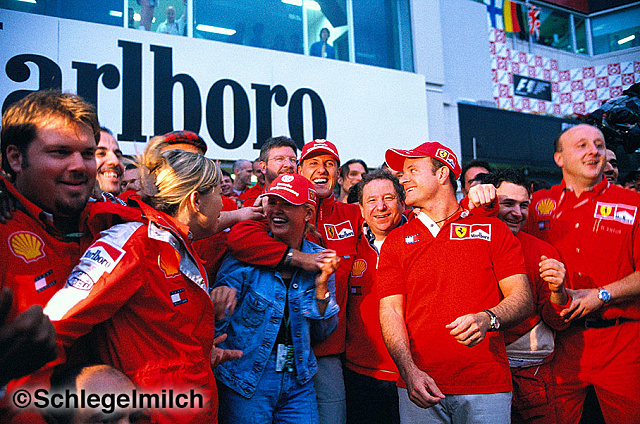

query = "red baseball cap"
[385,142,461,179]
[162,130,208,154]
[299,139,340,164]
[265,173,317,206]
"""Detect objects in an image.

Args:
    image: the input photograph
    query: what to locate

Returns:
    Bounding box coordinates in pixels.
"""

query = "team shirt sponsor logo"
[34,269,56,293]
[308,189,317,203]
[405,234,420,244]
[594,202,637,225]
[350,285,362,295]
[436,148,456,170]
[536,198,556,217]
[9,231,45,263]
[158,246,181,278]
[450,224,492,241]
[82,241,126,273]
[350,259,367,277]
[171,288,188,306]
[67,270,96,291]
[324,221,355,241]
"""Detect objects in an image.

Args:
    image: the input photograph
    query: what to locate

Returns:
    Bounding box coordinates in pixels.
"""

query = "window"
[591,5,640,55]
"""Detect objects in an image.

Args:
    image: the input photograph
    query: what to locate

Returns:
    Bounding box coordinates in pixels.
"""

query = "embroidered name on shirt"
[171,288,188,306]
[450,224,492,241]
[351,259,367,277]
[405,234,420,244]
[34,269,56,293]
[324,221,355,240]
[594,202,637,225]
[9,231,45,263]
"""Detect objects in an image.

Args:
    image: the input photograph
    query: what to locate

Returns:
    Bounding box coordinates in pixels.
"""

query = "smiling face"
[496,182,530,235]
[360,178,404,241]
[262,146,297,186]
[220,175,233,196]
[399,157,441,209]
[95,131,124,195]
[299,153,339,199]
[603,149,619,184]
[340,162,367,195]
[265,196,312,248]
[554,124,606,191]
[8,119,97,218]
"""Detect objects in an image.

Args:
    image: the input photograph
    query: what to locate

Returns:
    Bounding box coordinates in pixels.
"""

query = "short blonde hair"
[138,135,221,216]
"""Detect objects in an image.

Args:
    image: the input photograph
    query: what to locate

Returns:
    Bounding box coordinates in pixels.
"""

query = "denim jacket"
[213,239,339,398]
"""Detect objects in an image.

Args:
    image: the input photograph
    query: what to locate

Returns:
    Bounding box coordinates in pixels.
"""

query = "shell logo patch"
[158,245,181,278]
[450,224,492,241]
[324,221,355,241]
[351,259,367,278]
[9,231,45,263]
[594,202,637,225]
[536,198,556,216]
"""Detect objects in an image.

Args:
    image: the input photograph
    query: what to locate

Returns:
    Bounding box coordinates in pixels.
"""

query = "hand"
[446,312,490,347]
[467,184,496,209]
[317,251,340,278]
[210,287,237,320]
[294,249,337,272]
[539,255,566,291]
[238,205,265,222]
[403,366,445,409]
[0,179,16,224]
[560,288,603,321]
[210,333,243,369]
[0,288,58,386]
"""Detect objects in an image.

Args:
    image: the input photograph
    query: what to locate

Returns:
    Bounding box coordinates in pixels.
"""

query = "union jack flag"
[528,4,541,39]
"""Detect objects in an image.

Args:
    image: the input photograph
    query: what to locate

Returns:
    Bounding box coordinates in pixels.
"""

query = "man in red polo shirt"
[226,139,362,424]
[524,124,640,424]
[0,89,101,422]
[378,141,533,424]
[344,170,406,424]
[485,168,570,424]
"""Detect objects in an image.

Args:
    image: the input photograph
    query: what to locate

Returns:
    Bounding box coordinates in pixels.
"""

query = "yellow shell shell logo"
[454,226,467,238]
[158,247,180,278]
[9,232,45,263]
[351,259,367,277]
[536,199,556,216]
[599,205,612,217]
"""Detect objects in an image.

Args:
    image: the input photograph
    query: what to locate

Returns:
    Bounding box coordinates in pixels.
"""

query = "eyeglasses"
[269,156,298,165]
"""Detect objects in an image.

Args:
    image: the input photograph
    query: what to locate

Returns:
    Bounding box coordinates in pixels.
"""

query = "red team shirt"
[376,210,526,394]
[524,179,640,320]
[345,228,400,381]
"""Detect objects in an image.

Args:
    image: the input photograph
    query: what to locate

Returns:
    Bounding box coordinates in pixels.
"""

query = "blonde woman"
[45,133,239,424]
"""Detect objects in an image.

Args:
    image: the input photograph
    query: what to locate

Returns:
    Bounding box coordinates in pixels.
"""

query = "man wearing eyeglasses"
[241,136,299,207]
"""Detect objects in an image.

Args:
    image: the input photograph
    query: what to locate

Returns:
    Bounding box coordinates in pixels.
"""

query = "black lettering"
[288,88,327,148]
[150,45,202,135]
[72,62,120,114]
[33,389,50,408]
[2,54,62,113]
[118,40,146,142]
[252,83,288,150]
[205,79,250,149]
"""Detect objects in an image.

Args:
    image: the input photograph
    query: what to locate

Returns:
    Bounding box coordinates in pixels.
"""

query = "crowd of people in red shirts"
[1,89,638,424]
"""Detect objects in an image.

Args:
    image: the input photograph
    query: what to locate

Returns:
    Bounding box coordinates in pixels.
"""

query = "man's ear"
[437,166,450,185]
[5,145,24,174]
[554,151,563,168]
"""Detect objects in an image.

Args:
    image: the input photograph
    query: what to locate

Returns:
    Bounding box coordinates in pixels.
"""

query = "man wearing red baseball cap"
[377,141,533,423]
[213,173,340,424]
[225,139,363,424]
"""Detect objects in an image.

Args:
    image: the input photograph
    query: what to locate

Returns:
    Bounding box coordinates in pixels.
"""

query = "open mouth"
[313,178,328,185]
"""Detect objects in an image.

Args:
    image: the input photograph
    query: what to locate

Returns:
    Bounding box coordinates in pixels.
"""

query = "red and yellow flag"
[503,0,522,33]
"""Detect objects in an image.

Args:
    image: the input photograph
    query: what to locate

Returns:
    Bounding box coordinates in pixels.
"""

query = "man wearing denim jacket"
[213,173,340,424]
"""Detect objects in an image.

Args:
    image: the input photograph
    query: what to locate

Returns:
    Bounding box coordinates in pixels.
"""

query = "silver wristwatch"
[483,309,501,332]
[597,287,612,305]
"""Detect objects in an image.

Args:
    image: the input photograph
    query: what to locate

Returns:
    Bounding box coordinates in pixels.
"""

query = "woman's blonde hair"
[138,134,221,216]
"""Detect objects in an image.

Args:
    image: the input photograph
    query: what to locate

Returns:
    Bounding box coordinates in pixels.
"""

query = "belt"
[573,317,636,329]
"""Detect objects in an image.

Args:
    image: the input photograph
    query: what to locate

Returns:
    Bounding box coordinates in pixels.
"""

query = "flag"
[503,0,521,33]
[528,4,541,39]
[485,0,503,30]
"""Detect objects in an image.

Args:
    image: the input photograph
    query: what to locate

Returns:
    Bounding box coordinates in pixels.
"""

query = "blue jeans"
[398,387,512,424]
[218,350,319,424]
